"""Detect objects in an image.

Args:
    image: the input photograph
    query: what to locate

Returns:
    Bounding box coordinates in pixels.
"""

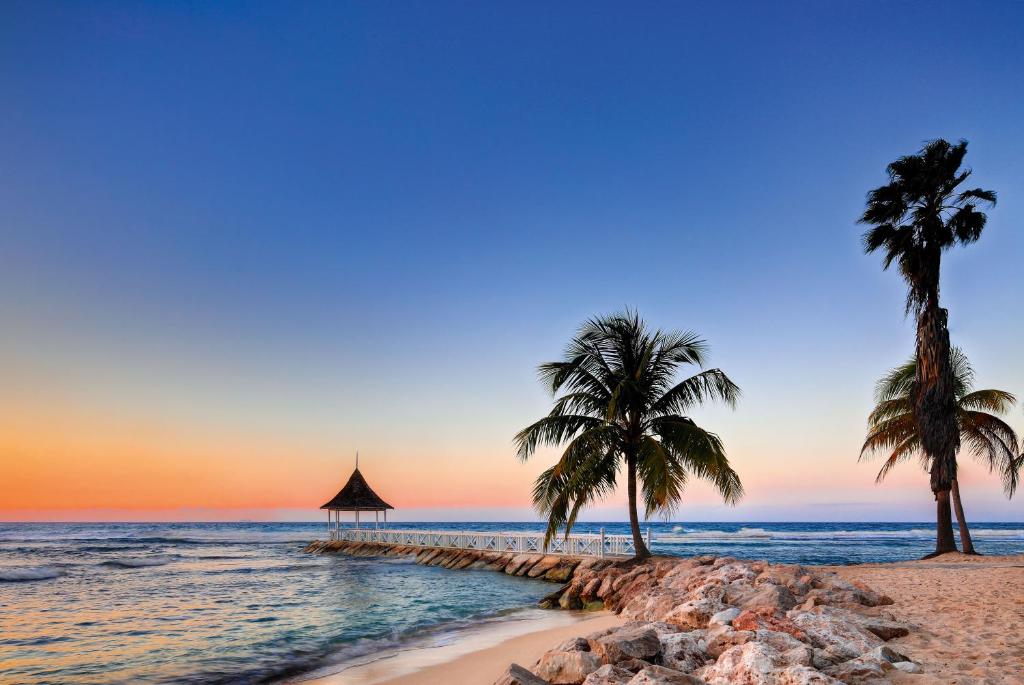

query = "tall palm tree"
[862,348,1019,554]
[514,311,742,558]
[860,139,997,555]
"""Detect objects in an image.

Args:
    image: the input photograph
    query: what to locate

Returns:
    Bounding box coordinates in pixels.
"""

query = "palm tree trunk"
[626,453,651,559]
[914,301,959,556]
[951,478,978,555]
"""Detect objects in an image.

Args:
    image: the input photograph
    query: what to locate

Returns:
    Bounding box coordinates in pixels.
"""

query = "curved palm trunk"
[951,478,978,555]
[914,301,959,556]
[626,453,651,559]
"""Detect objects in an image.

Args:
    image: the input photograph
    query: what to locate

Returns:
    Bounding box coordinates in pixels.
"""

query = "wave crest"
[0,566,63,582]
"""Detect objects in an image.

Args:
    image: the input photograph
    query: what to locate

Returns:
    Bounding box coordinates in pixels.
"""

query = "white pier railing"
[327,527,648,558]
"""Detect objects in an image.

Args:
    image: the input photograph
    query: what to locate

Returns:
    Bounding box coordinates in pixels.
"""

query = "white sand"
[298,610,622,685]
[831,553,1024,684]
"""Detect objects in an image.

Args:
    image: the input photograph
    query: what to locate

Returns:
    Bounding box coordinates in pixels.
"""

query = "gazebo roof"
[320,467,394,511]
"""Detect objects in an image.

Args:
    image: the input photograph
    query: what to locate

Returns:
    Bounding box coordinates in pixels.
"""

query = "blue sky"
[1,1,1022,521]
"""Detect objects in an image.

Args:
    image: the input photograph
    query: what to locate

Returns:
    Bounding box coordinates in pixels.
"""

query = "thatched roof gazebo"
[321,459,394,536]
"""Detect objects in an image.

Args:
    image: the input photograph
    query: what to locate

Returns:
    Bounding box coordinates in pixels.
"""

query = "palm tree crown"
[514,311,742,557]
[862,347,1020,496]
[860,138,996,314]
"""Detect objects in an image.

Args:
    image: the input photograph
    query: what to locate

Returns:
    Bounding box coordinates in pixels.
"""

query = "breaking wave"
[101,555,173,568]
[0,566,63,582]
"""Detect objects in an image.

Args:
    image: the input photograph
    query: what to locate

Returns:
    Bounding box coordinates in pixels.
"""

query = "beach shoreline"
[295,552,1024,685]
[295,610,622,685]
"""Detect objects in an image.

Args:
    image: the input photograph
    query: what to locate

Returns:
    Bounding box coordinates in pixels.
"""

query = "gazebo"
[320,460,394,537]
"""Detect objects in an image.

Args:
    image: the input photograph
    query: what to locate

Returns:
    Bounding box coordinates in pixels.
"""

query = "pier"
[324,526,648,558]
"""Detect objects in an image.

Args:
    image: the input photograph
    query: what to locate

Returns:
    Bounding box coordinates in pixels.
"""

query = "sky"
[2,1,1023,523]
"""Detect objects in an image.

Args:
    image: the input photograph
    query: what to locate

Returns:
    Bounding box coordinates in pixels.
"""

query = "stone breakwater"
[303,539,631,587]
[304,542,920,683]
[502,555,921,685]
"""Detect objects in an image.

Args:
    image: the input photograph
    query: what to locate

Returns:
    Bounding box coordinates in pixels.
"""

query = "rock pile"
[502,556,919,684]
[304,539,628,584]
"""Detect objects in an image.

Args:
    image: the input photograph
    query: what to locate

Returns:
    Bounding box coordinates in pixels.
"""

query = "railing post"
[599,528,605,558]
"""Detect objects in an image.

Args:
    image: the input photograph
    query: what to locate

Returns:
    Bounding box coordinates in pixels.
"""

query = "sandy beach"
[301,611,622,685]
[302,553,1024,685]
[832,552,1024,684]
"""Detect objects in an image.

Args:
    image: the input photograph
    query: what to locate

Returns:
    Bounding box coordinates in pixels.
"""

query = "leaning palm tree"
[514,311,742,559]
[862,347,1019,554]
[860,139,997,555]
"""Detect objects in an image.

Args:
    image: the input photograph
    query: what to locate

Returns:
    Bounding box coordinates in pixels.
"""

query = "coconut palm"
[514,311,742,558]
[860,139,997,555]
[862,347,1019,554]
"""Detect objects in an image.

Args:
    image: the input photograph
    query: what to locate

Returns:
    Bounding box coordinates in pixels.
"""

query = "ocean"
[2,521,1022,684]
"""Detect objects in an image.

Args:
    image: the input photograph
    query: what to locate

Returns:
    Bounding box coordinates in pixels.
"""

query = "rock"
[546,561,580,583]
[824,656,887,682]
[697,642,781,684]
[703,624,754,658]
[590,626,662,664]
[582,665,635,685]
[709,608,740,626]
[659,631,709,672]
[797,605,909,641]
[627,665,707,684]
[615,659,655,674]
[528,556,565,578]
[555,637,592,653]
[786,609,882,661]
[774,666,842,684]
[534,650,602,684]
[559,589,584,610]
[728,583,797,612]
[732,609,807,641]
[892,661,922,674]
[862,645,912,665]
[506,553,538,576]
[496,663,550,685]
[661,590,725,629]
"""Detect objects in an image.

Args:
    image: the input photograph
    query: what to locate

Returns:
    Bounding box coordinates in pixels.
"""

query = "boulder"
[496,663,550,685]
[796,605,908,641]
[659,631,709,672]
[528,556,565,578]
[582,665,635,685]
[703,624,754,658]
[786,609,882,661]
[892,661,922,674]
[709,608,740,626]
[697,642,781,684]
[534,650,602,685]
[590,625,662,664]
[732,609,807,641]
[554,637,592,653]
[546,561,580,583]
[627,665,707,684]
[774,666,842,684]
[506,553,538,576]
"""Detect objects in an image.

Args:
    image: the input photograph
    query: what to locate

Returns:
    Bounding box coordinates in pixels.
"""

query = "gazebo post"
[355,508,360,529]
[326,509,330,538]
[383,509,387,529]
[375,510,379,529]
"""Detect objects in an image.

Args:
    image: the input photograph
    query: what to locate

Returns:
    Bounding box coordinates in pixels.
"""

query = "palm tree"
[860,139,997,555]
[514,311,742,558]
[862,347,1019,554]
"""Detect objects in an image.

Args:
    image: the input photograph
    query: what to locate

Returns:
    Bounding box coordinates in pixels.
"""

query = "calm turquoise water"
[2,522,1022,683]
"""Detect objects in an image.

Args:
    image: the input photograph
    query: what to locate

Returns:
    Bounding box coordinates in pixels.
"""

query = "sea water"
[1,522,1022,684]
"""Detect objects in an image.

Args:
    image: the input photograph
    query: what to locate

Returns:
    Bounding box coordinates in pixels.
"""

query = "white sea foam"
[656,527,1024,543]
[0,566,63,582]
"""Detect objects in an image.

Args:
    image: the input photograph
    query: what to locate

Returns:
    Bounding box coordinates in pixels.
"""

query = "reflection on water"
[0,523,550,684]
[2,521,1023,683]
